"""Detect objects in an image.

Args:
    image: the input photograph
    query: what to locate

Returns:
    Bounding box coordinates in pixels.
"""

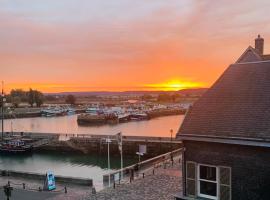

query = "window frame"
[197,164,219,200]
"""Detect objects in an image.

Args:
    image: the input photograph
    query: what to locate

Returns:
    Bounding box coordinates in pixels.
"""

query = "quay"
[16,132,183,157]
[0,169,93,186]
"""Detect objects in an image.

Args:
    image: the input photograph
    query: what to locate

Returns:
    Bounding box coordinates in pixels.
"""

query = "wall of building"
[183,140,270,200]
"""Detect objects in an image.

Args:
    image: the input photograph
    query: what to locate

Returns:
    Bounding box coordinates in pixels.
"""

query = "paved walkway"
[87,161,182,200]
[0,176,91,200]
[0,160,182,200]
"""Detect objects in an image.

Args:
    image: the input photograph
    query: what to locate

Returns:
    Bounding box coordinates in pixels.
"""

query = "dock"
[3,132,182,157]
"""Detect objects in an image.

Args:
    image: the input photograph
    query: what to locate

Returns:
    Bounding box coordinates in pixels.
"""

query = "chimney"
[255,34,264,55]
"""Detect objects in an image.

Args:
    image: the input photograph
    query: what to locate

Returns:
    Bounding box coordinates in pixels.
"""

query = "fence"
[103,148,183,184]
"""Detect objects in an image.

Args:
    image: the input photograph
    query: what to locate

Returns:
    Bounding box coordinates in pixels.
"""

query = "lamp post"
[170,129,173,152]
[1,81,5,141]
[105,136,112,187]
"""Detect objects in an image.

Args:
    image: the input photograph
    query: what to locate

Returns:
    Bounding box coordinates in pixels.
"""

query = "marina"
[2,114,184,137]
[0,114,183,190]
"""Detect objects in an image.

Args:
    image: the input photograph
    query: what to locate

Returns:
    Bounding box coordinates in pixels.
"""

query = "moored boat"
[0,139,33,154]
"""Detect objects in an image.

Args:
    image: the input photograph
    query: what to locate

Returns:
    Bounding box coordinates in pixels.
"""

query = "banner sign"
[44,171,56,191]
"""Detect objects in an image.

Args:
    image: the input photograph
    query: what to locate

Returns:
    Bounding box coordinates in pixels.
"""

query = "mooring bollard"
[23,183,25,189]
[65,186,67,193]
[92,187,96,195]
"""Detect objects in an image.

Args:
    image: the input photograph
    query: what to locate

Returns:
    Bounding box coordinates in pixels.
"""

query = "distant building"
[175,35,270,200]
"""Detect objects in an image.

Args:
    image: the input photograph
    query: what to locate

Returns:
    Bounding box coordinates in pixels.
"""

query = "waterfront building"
[175,35,270,200]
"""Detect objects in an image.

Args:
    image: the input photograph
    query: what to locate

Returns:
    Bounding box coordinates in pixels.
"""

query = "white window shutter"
[219,166,231,200]
[186,161,197,197]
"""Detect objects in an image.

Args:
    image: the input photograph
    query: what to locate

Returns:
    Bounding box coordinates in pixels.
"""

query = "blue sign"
[46,171,56,191]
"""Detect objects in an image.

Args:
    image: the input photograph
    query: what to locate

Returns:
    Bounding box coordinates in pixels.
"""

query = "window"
[198,164,218,200]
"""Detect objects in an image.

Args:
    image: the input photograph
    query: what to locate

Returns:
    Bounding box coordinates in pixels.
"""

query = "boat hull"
[0,146,33,154]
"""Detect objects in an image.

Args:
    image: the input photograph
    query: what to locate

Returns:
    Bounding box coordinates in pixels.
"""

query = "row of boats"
[77,106,175,125]
[41,107,76,117]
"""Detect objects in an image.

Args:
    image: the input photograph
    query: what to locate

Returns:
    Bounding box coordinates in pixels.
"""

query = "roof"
[177,61,270,143]
[236,46,270,63]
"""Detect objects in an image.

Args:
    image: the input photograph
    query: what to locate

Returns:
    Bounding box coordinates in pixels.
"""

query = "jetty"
[2,132,182,157]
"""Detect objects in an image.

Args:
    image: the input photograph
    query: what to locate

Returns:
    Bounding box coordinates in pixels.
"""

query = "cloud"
[1,0,270,92]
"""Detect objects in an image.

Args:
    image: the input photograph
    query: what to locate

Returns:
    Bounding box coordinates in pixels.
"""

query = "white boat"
[117,113,130,122]
[67,108,76,115]
[129,112,148,121]
[85,107,104,115]
[41,107,65,117]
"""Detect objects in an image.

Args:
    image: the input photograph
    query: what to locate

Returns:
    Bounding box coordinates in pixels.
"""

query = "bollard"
[8,181,10,187]
[23,183,25,189]
[64,186,67,193]
[92,187,96,195]
[152,169,155,175]
[4,184,13,200]
[130,176,132,183]
[143,173,145,179]
[39,187,42,192]
[113,182,116,189]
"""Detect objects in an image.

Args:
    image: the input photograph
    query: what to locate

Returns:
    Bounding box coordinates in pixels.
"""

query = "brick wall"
[183,140,270,200]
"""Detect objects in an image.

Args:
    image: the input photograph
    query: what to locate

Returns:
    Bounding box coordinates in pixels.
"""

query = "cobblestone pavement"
[87,161,182,200]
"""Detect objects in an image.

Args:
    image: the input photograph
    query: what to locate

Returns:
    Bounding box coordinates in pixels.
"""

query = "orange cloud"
[1,0,270,93]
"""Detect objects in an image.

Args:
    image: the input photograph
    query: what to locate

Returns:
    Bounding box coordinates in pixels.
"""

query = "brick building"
[175,35,270,200]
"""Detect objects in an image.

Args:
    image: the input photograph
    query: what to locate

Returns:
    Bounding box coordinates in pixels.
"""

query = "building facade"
[176,35,270,200]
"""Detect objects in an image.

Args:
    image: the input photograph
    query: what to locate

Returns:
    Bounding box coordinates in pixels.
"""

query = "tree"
[34,91,44,107]
[12,96,21,108]
[27,89,44,107]
[65,95,76,105]
[28,88,35,107]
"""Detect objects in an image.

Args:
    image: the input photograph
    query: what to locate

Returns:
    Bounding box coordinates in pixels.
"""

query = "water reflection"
[3,115,184,137]
[0,152,136,187]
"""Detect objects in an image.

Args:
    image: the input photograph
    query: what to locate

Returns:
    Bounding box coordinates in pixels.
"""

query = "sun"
[145,80,204,91]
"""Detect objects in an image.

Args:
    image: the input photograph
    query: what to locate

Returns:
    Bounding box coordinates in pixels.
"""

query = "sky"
[1,0,270,93]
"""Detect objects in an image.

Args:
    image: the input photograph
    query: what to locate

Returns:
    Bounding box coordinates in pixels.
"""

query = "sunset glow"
[145,80,204,91]
[1,0,270,93]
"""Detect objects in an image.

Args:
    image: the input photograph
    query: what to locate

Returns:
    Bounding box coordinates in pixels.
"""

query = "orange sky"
[1,0,270,93]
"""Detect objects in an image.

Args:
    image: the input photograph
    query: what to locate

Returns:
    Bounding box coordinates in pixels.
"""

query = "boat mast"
[1,81,4,140]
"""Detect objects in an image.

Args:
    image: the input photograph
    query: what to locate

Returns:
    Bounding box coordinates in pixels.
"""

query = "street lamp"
[105,136,112,187]
[1,92,5,140]
[170,129,173,152]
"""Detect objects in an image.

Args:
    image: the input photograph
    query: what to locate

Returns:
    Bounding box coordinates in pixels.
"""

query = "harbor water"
[2,114,184,137]
[0,152,136,189]
[0,115,184,188]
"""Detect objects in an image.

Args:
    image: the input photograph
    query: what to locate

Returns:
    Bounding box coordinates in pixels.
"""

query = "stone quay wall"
[36,135,182,157]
